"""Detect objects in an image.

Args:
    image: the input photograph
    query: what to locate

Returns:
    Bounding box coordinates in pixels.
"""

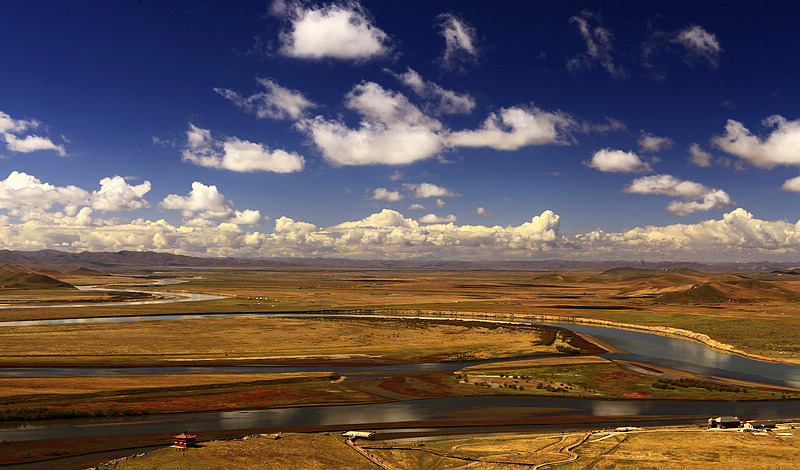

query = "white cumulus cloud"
[781,175,800,193]
[672,25,722,68]
[0,112,38,134]
[182,124,304,173]
[0,171,89,219]
[388,68,475,115]
[712,115,800,168]
[625,174,734,215]
[297,82,445,166]
[446,105,575,150]
[160,181,262,225]
[587,148,652,173]
[371,188,403,202]
[583,208,800,260]
[436,13,479,70]
[688,143,713,167]
[0,111,66,156]
[419,213,457,224]
[403,182,456,199]
[277,1,391,61]
[91,176,151,212]
[567,11,624,78]
[0,172,153,222]
[8,202,800,261]
[638,132,673,152]
[642,24,722,79]
[215,77,316,121]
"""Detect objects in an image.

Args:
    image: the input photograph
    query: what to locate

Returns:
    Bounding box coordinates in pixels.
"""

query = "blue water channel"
[2,313,800,442]
[3,313,800,388]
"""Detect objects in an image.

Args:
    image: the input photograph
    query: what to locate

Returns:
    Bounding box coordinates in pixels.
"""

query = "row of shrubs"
[652,378,748,393]
[555,345,582,354]
[458,374,571,393]
[0,407,148,422]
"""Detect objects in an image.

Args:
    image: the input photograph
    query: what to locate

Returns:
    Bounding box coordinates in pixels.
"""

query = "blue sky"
[2,0,800,262]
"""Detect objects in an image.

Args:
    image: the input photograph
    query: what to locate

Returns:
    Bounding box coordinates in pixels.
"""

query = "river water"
[3,313,799,389]
[2,305,800,442]
[0,279,225,310]
[3,395,800,443]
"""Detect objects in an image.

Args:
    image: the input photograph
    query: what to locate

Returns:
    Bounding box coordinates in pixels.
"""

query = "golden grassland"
[367,428,800,469]
[0,317,599,425]
[3,268,800,360]
[4,268,800,467]
[101,428,800,470]
[105,433,376,470]
[0,316,571,365]
[559,428,800,469]
[0,373,378,420]
[453,357,782,400]
[0,288,164,305]
[1,315,776,430]
[0,372,332,396]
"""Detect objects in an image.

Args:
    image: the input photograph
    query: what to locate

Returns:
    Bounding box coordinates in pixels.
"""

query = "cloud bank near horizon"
[0,171,797,263]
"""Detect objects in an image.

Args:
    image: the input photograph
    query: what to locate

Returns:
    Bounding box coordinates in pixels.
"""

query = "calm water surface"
[2,312,800,442]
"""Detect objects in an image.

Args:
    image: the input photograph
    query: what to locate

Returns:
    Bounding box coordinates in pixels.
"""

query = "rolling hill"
[599,267,712,279]
[0,265,76,290]
[654,278,800,303]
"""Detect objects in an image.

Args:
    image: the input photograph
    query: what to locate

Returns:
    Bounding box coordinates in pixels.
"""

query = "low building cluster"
[708,417,780,431]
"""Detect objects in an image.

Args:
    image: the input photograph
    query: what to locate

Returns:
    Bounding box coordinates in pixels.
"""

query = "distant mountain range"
[0,249,796,273]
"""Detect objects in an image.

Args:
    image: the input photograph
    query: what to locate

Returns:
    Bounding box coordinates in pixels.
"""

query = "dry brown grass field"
[0,372,378,419]
[453,356,781,400]
[0,316,577,365]
[3,267,800,360]
[369,427,800,469]
[4,266,800,467]
[102,428,800,470]
[558,428,800,469]
[106,433,376,470]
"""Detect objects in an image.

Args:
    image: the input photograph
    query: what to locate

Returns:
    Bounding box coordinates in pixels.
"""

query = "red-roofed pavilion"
[173,432,196,448]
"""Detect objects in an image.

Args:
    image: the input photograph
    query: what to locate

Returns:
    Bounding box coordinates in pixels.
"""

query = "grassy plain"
[0,288,164,305]
[101,427,800,470]
[560,428,800,469]
[454,357,781,400]
[3,268,800,360]
[0,317,600,426]
[0,316,580,365]
[4,267,800,467]
[0,373,377,421]
[105,433,375,470]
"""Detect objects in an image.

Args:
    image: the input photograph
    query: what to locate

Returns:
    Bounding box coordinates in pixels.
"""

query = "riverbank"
[0,416,722,468]
[341,308,800,366]
[90,422,800,470]
[6,393,800,467]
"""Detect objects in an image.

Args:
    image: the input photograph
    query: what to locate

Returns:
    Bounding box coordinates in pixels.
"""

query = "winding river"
[0,279,225,310]
[2,283,800,443]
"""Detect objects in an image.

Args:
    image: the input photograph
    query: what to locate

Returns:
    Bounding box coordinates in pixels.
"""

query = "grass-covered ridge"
[0,264,75,290]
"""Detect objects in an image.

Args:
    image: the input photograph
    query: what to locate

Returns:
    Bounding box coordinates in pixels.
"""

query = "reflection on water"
[590,401,644,416]
[0,280,224,310]
[0,313,246,327]
[542,322,800,389]
[3,313,800,442]
[3,396,800,442]
[3,315,800,387]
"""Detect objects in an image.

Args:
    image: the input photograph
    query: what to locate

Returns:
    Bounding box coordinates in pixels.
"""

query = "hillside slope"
[655,278,800,303]
[0,265,76,290]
